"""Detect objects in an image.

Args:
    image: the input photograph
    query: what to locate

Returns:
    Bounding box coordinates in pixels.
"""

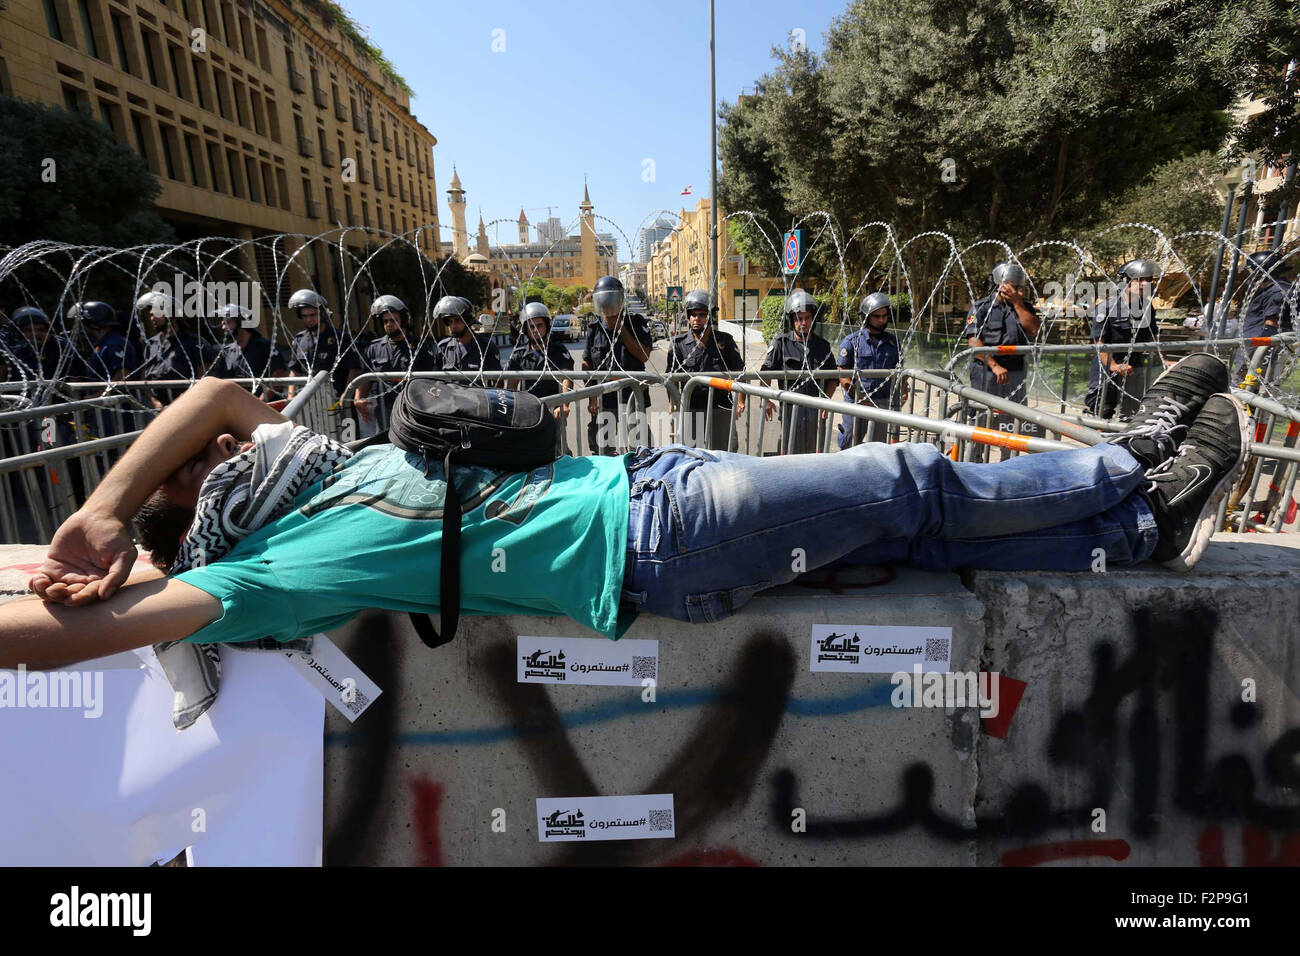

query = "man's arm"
[0,577,221,670]
[619,318,653,364]
[29,378,287,605]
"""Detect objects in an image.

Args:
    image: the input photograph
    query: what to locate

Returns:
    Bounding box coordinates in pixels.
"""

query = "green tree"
[719,0,1291,297]
[0,96,172,249]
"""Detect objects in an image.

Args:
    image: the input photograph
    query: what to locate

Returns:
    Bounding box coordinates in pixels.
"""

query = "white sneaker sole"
[1162,395,1251,572]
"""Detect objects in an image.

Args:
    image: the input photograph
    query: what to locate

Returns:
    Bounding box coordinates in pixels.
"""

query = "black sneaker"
[1144,393,1250,570]
[1108,352,1230,471]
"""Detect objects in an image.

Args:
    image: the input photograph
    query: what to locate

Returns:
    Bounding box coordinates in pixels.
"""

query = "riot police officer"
[758,289,838,454]
[434,294,502,376]
[13,306,89,382]
[139,293,218,408]
[505,300,574,402]
[286,288,359,399]
[70,301,138,384]
[666,288,745,451]
[1084,259,1170,420]
[353,294,438,435]
[582,275,654,455]
[205,303,291,400]
[1241,251,1296,338]
[965,262,1040,407]
[837,292,905,447]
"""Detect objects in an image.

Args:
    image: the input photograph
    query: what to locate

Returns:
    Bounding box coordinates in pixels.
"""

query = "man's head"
[592,276,625,321]
[136,291,173,334]
[784,289,815,339]
[289,288,329,330]
[433,294,472,340]
[521,301,551,346]
[683,289,712,333]
[370,294,409,340]
[859,291,891,333]
[13,307,51,349]
[134,433,254,569]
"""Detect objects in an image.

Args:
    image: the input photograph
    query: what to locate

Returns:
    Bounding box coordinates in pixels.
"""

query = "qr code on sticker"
[647,809,673,832]
[342,688,370,714]
[632,656,657,680]
[924,639,950,662]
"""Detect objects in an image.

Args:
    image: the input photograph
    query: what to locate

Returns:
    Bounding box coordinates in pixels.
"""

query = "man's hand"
[28,509,139,606]
[356,397,374,423]
[1110,362,1134,377]
[764,399,776,422]
[997,282,1025,307]
[553,405,569,420]
[588,396,599,416]
[988,361,1010,386]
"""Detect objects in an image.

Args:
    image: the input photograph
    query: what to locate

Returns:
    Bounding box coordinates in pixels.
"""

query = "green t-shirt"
[176,444,632,643]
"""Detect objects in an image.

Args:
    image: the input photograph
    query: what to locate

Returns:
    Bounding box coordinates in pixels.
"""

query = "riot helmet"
[592,276,625,320]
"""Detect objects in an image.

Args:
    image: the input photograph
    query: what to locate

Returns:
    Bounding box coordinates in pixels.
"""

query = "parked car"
[551,314,582,342]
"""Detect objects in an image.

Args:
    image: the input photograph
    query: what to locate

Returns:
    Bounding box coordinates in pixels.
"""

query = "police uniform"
[362,333,439,428]
[667,326,744,450]
[83,330,139,382]
[837,327,901,447]
[964,294,1035,404]
[291,324,360,396]
[505,338,573,399]
[143,329,219,404]
[582,313,654,455]
[435,331,503,373]
[1084,297,1159,420]
[1242,280,1296,338]
[759,329,836,454]
[207,331,290,383]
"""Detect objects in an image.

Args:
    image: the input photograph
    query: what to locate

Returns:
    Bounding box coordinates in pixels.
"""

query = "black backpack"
[354,381,560,648]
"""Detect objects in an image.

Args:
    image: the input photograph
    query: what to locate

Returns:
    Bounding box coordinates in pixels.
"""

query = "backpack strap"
[410,446,461,649]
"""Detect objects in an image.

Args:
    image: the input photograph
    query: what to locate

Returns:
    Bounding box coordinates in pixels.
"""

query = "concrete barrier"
[2,537,1296,866]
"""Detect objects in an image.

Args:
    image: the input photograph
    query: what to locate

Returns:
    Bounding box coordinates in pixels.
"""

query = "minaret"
[579,180,597,286]
[517,209,530,244]
[447,166,469,261]
[476,212,490,259]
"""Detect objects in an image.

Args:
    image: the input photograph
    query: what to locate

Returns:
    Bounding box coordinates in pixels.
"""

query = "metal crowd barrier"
[0,373,331,544]
[3,361,1297,544]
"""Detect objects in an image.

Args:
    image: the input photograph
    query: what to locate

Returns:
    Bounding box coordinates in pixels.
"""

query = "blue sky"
[350,0,846,259]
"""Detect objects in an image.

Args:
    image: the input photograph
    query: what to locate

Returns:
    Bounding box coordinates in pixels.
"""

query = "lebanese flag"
[681,185,692,195]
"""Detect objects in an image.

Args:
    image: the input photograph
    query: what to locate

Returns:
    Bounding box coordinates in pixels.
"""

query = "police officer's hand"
[1111,363,1133,377]
[736,396,746,414]
[998,283,1025,307]
[356,397,374,423]
[554,405,569,420]
[763,399,776,422]
[988,362,1010,386]
[587,397,598,416]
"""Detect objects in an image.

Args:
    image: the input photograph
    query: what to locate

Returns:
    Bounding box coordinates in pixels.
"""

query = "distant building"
[637,217,674,262]
[443,177,617,301]
[535,216,565,244]
[0,0,442,328]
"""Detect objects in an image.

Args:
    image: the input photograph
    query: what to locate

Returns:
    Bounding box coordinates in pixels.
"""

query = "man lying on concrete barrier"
[1,354,1248,670]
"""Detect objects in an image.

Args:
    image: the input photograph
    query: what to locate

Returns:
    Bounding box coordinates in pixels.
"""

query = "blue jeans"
[620,441,1158,624]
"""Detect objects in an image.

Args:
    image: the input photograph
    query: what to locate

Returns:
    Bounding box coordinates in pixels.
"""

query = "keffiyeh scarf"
[153,422,354,729]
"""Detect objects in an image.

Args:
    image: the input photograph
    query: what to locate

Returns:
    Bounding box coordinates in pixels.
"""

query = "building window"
[139,28,163,89]
[76,0,101,59]
[261,163,276,206]
[276,167,291,210]
[61,84,83,113]
[110,14,131,73]
[206,140,225,192]
[158,125,179,180]
[225,148,243,198]
[212,68,228,120]
[244,156,261,202]
[43,0,65,43]
[130,112,155,171]
[183,134,203,186]
[190,58,210,110]
[167,45,188,100]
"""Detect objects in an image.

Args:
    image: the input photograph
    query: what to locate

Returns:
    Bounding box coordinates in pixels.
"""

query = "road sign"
[666,286,684,302]
[782,230,805,275]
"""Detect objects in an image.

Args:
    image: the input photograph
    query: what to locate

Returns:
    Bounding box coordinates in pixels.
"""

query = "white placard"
[282,634,382,721]
[809,624,952,673]
[517,635,659,686]
[536,793,675,842]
